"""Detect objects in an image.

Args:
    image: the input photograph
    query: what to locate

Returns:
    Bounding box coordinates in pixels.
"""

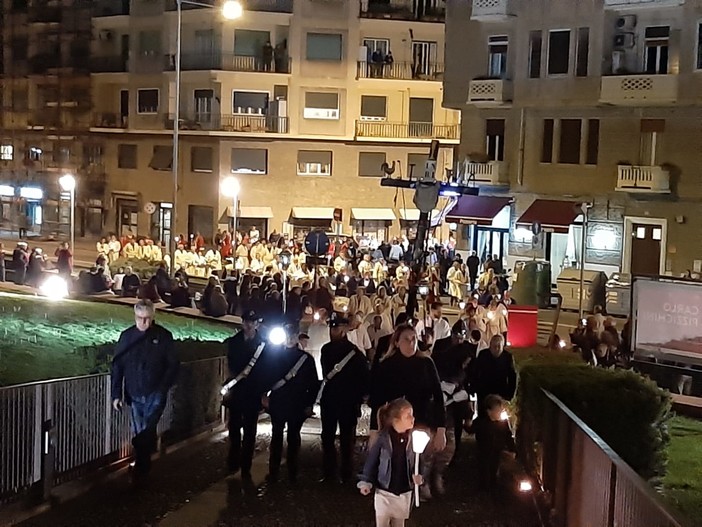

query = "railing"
[91,112,127,128]
[167,53,292,73]
[355,120,459,140]
[356,61,443,81]
[600,74,678,105]
[464,161,507,185]
[616,165,670,193]
[166,0,292,11]
[468,78,512,103]
[131,53,165,74]
[165,113,289,134]
[471,0,512,19]
[0,357,226,503]
[360,0,445,20]
[604,0,684,8]
[539,390,683,527]
[90,56,128,73]
[93,1,130,16]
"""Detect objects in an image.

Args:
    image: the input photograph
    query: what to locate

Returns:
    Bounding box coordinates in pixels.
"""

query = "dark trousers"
[130,392,167,474]
[14,267,25,286]
[449,401,470,458]
[477,451,500,491]
[0,264,5,282]
[469,273,478,291]
[269,413,306,479]
[227,405,259,473]
[321,403,357,480]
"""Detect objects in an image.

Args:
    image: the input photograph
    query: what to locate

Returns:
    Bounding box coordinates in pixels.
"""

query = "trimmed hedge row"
[514,349,672,483]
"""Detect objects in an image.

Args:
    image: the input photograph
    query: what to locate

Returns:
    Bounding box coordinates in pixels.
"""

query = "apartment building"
[445,0,702,280]
[89,0,458,246]
[0,0,102,237]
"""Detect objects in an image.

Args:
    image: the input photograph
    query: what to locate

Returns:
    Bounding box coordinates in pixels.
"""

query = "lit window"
[636,227,646,239]
[1,145,14,160]
[28,147,42,161]
[652,228,662,241]
[297,150,332,176]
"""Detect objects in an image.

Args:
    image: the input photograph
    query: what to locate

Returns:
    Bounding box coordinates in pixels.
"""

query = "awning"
[351,208,396,221]
[232,206,274,219]
[516,199,581,234]
[291,207,336,220]
[398,209,441,222]
[445,196,511,226]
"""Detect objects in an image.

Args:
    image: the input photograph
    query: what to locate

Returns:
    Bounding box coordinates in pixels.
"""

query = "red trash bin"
[506,305,539,348]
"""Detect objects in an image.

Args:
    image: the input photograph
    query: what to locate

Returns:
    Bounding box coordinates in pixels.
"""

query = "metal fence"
[0,357,226,504]
[540,390,684,527]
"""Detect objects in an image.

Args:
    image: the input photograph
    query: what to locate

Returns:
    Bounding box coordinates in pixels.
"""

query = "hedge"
[109,257,162,279]
[514,351,672,483]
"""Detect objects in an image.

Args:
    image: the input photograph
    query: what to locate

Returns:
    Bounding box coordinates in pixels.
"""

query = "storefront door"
[117,199,138,236]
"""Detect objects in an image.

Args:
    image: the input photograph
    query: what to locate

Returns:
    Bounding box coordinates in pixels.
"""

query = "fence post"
[39,384,56,502]
[104,376,112,457]
[552,405,571,527]
[607,462,617,527]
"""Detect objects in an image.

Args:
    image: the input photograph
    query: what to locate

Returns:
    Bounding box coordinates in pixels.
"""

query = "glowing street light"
[411,429,431,507]
[222,0,243,19]
[268,326,286,346]
[40,275,69,300]
[59,174,76,255]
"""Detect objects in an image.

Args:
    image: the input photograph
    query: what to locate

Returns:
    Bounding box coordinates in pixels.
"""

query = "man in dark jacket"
[470,335,517,417]
[223,310,267,477]
[111,299,180,480]
[320,314,370,483]
[12,242,29,285]
[466,251,480,291]
[263,326,319,483]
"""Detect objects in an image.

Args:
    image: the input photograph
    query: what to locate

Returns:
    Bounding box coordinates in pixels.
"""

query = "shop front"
[351,208,396,246]
[446,195,512,263]
[237,206,274,240]
[286,207,337,242]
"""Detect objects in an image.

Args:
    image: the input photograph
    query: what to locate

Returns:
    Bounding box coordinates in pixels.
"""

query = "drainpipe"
[517,107,526,186]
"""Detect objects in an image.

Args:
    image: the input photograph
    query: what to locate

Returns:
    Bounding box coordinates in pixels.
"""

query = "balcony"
[166,0,292,11]
[604,0,684,9]
[360,0,445,22]
[357,61,443,81]
[28,6,61,23]
[93,2,129,16]
[355,120,459,141]
[92,112,127,128]
[91,56,128,73]
[166,53,291,74]
[28,111,61,129]
[616,165,670,194]
[471,0,514,20]
[164,113,289,134]
[467,79,512,105]
[600,74,678,105]
[463,161,508,186]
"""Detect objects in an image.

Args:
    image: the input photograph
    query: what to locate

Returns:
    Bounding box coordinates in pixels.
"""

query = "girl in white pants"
[358,398,423,527]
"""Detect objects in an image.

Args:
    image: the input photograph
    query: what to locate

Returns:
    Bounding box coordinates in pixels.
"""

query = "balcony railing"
[360,0,445,21]
[93,1,129,16]
[600,74,678,105]
[165,53,292,74]
[91,56,128,73]
[468,79,513,104]
[471,0,513,20]
[357,61,443,81]
[604,0,684,8]
[130,53,165,74]
[92,112,127,128]
[355,120,459,140]
[463,161,507,186]
[616,165,670,193]
[165,0,292,11]
[164,113,289,134]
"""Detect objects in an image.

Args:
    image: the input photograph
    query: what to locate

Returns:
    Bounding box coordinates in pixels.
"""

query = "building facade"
[89,0,458,246]
[445,0,702,279]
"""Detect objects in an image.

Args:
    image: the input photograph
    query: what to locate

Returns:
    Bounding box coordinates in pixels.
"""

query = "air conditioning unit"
[615,15,637,31]
[613,32,635,49]
[98,30,114,41]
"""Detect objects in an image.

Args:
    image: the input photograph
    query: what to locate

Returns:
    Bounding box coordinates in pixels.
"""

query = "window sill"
[297,173,332,177]
[192,169,213,173]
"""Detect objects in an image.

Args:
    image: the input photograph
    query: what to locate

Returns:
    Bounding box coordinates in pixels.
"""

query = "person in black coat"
[466,251,480,291]
[319,314,370,483]
[169,278,191,308]
[121,266,141,297]
[12,242,29,285]
[471,394,516,491]
[263,327,319,483]
[223,310,267,476]
[470,335,517,418]
[154,264,171,299]
[110,300,180,479]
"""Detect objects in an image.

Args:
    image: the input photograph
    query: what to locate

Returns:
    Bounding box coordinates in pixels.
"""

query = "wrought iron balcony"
[91,56,128,73]
[355,120,458,140]
[360,0,445,21]
[356,61,443,81]
[164,113,289,134]
[164,53,291,73]
[91,112,127,128]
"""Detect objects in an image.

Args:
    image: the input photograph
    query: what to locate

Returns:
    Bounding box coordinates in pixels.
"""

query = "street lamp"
[59,174,76,253]
[171,0,243,276]
[220,175,240,257]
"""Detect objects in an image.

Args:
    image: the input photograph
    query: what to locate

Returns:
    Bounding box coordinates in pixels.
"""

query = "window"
[231,148,267,174]
[412,41,438,77]
[233,91,268,115]
[541,119,554,163]
[576,28,589,77]
[644,26,669,75]
[28,146,42,161]
[359,152,386,177]
[363,38,389,59]
[149,145,172,171]
[297,150,332,176]
[558,119,581,164]
[118,144,137,169]
[548,30,571,75]
[137,89,159,114]
[0,145,13,160]
[191,146,213,172]
[12,89,28,111]
[360,95,386,120]
[528,31,542,79]
[407,153,429,179]
[488,36,508,79]
[586,119,599,165]
[640,119,665,166]
[304,92,339,120]
[83,144,103,165]
[409,98,433,137]
[234,29,270,57]
[11,37,28,60]
[486,119,505,161]
[652,228,662,241]
[194,89,213,121]
[138,30,161,56]
[697,22,702,70]
[306,33,342,61]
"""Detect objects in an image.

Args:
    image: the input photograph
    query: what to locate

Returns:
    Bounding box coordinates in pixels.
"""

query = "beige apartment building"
[88,0,459,246]
[444,0,702,279]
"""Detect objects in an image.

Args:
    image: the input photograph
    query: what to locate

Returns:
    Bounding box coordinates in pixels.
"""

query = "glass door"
[411,41,437,78]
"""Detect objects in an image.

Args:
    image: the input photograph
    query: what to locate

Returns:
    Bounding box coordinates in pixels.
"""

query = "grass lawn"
[0,292,234,387]
[662,416,702,526]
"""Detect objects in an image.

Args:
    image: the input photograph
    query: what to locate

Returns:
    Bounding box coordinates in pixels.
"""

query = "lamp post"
[59,174,76,253]
[220,175,240,259]
[170,0,242,276]
[578,203,592,320]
